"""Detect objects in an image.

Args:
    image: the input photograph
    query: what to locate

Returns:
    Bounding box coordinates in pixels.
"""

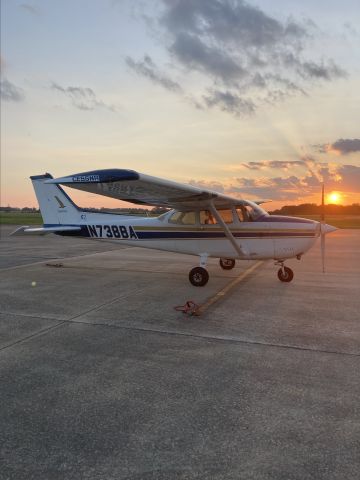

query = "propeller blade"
[321,226,325,273]
[320,182,325,273]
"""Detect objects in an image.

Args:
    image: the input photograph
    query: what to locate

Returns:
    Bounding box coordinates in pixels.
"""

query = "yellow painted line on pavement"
[194,260,265,316]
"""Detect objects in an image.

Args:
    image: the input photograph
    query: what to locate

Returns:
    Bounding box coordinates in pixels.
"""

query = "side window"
[169,211,182,224]
[236,207,246,222]
[245,206,254,221]
[200,210,217,225]
[218,209,233,224]
[181,211,196,225]
[169,211,196,225]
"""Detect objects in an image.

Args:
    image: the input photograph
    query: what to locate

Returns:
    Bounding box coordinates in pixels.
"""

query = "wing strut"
[209,202,247,258]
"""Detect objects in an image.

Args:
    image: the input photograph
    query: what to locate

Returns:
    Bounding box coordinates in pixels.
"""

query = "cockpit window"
[236,207,246,222]
[242,201,267,221]
[169,211,196,225]
[200,209,233,224]
[200,210,216,225]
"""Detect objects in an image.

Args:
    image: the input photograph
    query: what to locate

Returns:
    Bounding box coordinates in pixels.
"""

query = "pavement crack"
[61,319,360,358]
[66,285,153,322]
[0,321,67,352]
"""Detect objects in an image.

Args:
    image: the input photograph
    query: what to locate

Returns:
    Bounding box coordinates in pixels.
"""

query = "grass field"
[1,211,360,228]
[0,212,43,225]
[291,215,360,229]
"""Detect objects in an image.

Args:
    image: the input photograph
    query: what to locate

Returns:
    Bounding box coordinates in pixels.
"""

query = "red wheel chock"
[174,300,199,316]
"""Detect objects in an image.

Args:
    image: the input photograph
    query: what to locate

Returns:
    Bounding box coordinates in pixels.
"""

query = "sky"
[1,0,360,210]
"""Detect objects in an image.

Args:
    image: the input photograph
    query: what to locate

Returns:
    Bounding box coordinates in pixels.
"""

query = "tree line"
[0,206,168,215]
[1,204,359,215]
[269,203,360,215]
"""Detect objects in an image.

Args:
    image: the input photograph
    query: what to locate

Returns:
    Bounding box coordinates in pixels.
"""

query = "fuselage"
[55,202,321,261]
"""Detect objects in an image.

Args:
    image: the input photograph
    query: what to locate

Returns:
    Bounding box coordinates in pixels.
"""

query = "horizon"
[1,1,359,210]
[2,201,359,213]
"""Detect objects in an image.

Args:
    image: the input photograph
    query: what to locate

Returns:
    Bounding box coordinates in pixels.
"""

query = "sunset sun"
[327,192,342,204]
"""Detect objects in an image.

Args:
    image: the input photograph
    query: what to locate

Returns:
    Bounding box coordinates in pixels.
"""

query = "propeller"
[320,183,325,273]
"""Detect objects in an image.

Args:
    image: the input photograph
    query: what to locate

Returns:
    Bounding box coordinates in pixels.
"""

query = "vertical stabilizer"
[31,174,82,225]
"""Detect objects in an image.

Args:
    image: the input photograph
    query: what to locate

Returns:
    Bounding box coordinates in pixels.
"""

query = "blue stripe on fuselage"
[262,215,315,224]
[135,231,315,239]
[46,224,316,240]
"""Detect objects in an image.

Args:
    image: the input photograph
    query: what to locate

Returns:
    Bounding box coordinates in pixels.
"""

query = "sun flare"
[327,192,341,204]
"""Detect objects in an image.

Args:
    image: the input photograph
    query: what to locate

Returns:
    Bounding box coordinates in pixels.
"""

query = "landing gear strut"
[219,258,236,270]
[275,261,294,282]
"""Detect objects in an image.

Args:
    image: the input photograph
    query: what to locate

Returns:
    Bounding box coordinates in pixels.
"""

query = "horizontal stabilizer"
[11,226,81,236]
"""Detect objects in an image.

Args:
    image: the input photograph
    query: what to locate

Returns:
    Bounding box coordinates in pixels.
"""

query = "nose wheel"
[277,265,294,282]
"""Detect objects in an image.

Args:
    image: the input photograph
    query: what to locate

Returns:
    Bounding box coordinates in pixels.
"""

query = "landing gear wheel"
[189,267,209,287]
[277,266,294,282]
[219,258,236,270]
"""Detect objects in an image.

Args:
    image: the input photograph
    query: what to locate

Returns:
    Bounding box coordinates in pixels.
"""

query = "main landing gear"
[189,267,209,287]
[219,258,236,270]
[275,260,294,282]
[189,253,209,287]
[189,255,237,286]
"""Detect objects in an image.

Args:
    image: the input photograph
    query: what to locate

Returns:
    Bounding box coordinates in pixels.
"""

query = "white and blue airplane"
[12,169,337,286]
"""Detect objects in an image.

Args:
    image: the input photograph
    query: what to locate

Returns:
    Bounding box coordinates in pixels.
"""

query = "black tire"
[219,258,236,270]
[189,267,209,287]
[277,266,294,282]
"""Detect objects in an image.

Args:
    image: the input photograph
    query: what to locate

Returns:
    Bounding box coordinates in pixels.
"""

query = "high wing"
[45,169,260,209]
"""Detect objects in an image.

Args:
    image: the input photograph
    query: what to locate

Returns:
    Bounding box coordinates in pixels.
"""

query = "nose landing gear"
[275,260,294,282]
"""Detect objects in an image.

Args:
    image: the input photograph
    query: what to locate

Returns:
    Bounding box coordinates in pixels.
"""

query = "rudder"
[31,173,82,225]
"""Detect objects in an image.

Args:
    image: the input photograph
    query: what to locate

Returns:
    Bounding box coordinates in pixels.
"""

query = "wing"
[45,169,246,209]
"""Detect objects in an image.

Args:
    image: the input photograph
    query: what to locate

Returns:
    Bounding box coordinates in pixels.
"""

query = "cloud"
[169,32,245,83]
[317,138,360,155]
[189,161,359,201]
[189,179,226,194]
[203,90,255,116]
[125,55,182,93]
[129,0,346,117]
[0,78,25,102]
[300,60,346,80]
[233,176,307,200]
[161,0,307,49]
[51,82,117,112]
[242,160,306,170]
[19,4,40,16]
[338,165,360,191]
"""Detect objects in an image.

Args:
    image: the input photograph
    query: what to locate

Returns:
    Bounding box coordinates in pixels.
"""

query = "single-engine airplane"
[12,169,337,286]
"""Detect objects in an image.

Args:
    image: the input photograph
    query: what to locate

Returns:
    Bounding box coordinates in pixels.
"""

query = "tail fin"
[31,174,82,225]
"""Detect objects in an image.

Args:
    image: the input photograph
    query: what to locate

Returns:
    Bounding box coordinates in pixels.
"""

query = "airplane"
[12,169,337,286]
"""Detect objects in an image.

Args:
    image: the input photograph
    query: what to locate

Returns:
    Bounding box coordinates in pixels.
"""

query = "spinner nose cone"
[321,223,338,234]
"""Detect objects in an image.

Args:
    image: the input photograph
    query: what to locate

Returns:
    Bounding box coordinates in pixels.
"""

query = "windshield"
[242,201,267,221]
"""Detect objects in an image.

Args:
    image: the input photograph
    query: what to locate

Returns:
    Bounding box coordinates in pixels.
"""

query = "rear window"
[218,209,233,224]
